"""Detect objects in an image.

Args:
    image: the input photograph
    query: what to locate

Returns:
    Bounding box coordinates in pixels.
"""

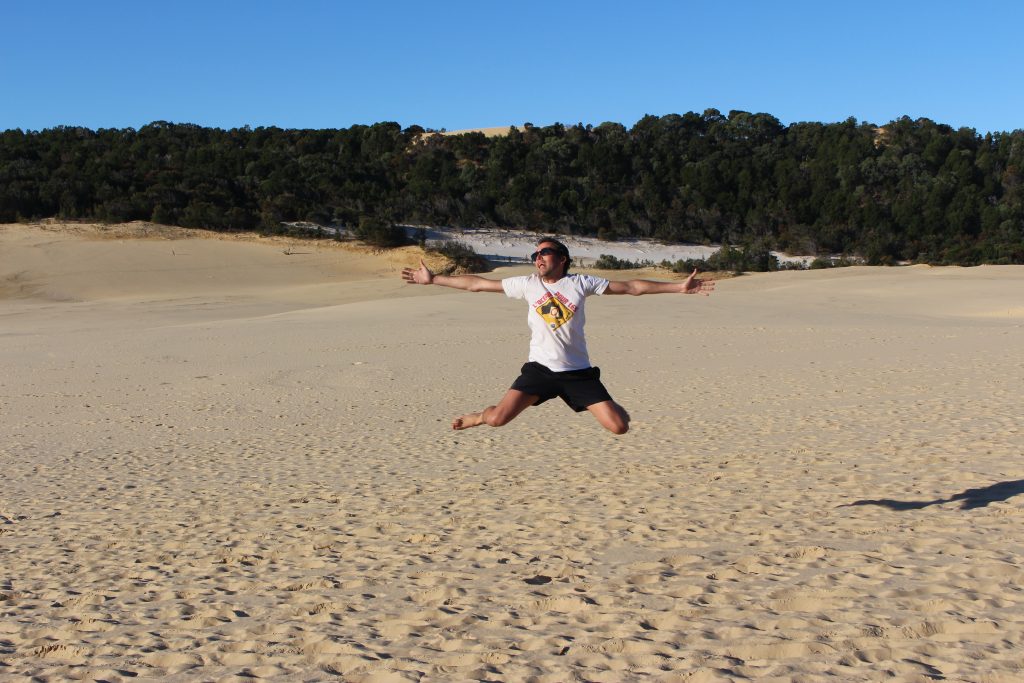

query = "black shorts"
[510,361,614,413]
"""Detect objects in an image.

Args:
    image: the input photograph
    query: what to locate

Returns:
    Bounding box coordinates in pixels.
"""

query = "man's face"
[534,242,565,279]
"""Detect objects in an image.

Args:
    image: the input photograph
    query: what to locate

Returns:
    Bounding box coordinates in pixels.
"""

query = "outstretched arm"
[605,268,715,296]
[401,259,504,292]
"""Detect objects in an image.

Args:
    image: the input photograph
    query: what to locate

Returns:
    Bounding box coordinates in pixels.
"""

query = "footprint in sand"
[640,613,684,631]
[518,595,589,614]
[726,640,834,660]
[139,651,204,672]
[625,573,662,586]
[31,643,89,660]
[409,585,466,606]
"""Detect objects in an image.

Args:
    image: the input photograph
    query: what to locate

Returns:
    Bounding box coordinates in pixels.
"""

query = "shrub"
[594,254,656,269]
[810,256,857,269]
[660,257,709,273]
[432,240,489,273]
[356,216,408,248]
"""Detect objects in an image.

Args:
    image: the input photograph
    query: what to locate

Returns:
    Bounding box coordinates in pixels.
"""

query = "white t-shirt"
[502,273,610,372]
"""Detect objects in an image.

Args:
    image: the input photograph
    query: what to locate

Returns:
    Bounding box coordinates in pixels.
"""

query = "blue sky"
[3,0,1022,134]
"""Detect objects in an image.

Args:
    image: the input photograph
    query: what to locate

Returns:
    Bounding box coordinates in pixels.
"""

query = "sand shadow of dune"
[843,479,1024,511]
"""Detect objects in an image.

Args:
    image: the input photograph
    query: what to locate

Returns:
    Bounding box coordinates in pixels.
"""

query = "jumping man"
[401,237,714,434]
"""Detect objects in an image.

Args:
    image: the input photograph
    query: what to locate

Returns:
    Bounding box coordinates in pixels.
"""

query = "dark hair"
[537,237,572,274]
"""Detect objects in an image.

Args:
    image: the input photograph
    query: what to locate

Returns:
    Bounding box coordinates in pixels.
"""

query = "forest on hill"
[2,110,1022,265]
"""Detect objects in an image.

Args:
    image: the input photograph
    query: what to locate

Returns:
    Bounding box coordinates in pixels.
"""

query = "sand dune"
[439,126,515,138]
[2,223,1023,681]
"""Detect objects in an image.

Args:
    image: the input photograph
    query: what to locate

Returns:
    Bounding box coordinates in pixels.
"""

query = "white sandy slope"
[2,223,1023,682]
[405,225,819,267]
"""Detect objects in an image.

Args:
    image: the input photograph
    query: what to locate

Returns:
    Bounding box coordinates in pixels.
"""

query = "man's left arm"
[604,268,714,296]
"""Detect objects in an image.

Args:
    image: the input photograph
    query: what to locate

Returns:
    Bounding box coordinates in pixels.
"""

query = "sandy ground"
[1,222,1023,682]
[403,226,816,268]
[408,226,726,267]
[438,127,516,138]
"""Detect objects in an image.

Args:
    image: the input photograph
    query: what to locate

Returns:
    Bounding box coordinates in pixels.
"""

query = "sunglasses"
[530,247,562,261]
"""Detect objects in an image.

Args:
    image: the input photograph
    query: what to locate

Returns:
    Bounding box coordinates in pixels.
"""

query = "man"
[401,237,714,434]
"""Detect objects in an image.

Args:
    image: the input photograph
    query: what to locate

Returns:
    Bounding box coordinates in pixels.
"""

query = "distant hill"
[2,113,1022,265]
[439,126,514,137]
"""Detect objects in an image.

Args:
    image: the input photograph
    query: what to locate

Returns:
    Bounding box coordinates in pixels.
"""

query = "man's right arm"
[431,273,504,292]
[401,259,504,292]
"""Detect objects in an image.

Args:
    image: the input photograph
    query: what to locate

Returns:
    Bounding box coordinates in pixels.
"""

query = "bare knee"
[606,420,629,435]
[595,402,630,435]
[485,414,509,427]
[616,404,631,434]
[597,411,629,434]
[484,406,511,427]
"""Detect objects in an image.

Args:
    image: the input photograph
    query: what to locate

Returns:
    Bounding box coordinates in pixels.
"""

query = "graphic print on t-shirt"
[534,290,576,330]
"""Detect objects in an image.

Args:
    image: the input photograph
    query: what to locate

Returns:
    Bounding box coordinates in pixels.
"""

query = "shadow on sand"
[843,479,1024,511]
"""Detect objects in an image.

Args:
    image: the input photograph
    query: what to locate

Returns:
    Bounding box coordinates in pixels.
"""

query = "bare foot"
[452,412,485,430]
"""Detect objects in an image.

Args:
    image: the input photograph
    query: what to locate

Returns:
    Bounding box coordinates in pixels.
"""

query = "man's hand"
[606,269,716,296]
[402,259,434,285]
[681,268,715,295]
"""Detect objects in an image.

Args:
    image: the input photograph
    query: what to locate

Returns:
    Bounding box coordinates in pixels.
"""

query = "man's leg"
[586,400,630,435]
[452,389,539,430]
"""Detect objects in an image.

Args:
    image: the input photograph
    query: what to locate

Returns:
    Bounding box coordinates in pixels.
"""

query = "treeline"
[2,110,1023,265]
